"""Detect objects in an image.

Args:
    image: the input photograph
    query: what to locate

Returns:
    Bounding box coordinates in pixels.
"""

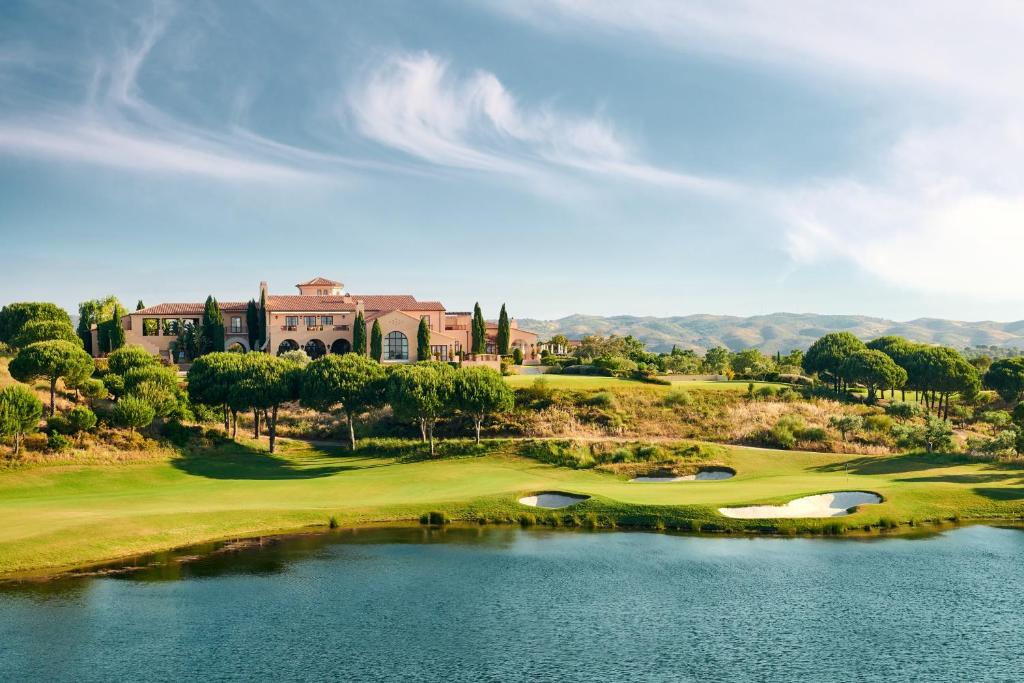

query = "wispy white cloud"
[347,51,732,193]
[492,0,1024,299]
[0,5,347,184]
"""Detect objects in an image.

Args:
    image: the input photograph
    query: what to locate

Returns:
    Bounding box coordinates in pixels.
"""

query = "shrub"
[78,378,107,401]
[47,432,71,452]
[518,512,537,526]
[885,402,919,423]
[560,364,611,376]
[829,414,864,441]
[661,389,692,408]
[863,414,894,433]
[587,392,616,408]
[980,410,1012,428]
[112,395,156,433]
[799,427,828,442]
[422,510,450,525]
[46,414,72,435]
[513,348,524,365]
[328,516,339,529]
[765,415,805,449]
[66,406,97,434]
[753,386,776,400]
[592,355,638,377]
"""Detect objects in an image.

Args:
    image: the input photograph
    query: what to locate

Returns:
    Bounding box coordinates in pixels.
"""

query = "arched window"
[304,339,327,360]
[384,331,408,360]
[277,339,299,355]
[330,339,351,355]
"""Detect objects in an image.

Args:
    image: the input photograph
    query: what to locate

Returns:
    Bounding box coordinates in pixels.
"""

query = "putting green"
[0,439,1022,576]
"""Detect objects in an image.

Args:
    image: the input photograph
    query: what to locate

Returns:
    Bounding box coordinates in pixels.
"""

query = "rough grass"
[1,437,1023,577]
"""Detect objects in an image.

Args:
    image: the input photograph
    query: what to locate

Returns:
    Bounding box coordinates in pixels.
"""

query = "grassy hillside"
[518,312,1024,353]
[1,438,1022,577]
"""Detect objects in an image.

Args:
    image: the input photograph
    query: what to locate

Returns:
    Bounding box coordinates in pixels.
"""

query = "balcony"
[281,325,297,331]
[307,325,324,331]
[445,325,469,331]
[333,325,350,331]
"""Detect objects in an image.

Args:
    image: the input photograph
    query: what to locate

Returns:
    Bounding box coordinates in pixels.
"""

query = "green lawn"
[1,438,1022,577]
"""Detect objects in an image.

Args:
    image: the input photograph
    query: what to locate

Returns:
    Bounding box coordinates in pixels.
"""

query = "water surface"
[2,525,1023,682]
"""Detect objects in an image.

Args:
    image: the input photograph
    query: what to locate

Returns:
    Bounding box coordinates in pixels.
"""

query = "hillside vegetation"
[520,313,1024,353]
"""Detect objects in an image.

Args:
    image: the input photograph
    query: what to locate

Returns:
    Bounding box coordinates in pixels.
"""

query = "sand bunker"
[518,492,589,509]
[631,468,735,483]
[718,491,882,519]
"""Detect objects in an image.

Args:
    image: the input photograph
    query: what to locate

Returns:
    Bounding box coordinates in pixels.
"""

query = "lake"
[2,525,1023,682]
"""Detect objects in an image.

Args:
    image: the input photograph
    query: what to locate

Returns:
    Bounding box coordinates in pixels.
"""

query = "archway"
[304,339,327,360]
[383,331,409,360]
[331,338,351,355]
[227,341,247,354]
[277,339,299,355]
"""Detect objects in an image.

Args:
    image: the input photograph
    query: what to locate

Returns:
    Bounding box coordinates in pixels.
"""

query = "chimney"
[259,280,268,299]
[356,299,364,315]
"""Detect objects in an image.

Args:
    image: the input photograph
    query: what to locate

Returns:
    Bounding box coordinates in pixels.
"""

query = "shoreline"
[5,516,1023,584]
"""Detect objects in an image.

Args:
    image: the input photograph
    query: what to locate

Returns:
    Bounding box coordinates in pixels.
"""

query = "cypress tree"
[370,320,383,361]
[258,288,268,352]
[108,308,126,351]
[471,302,486,355]
[201,295,225,354]
[417,317,431,361]
[246,300,260,351]
[496,304,510,356]
[136,300,145,311]
[353,311,367,354]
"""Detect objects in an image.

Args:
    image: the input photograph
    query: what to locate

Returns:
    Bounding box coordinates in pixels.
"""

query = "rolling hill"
[517,313,1024,354]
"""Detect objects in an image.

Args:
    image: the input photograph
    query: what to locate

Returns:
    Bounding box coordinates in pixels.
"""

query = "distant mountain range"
[517,313,1024,354]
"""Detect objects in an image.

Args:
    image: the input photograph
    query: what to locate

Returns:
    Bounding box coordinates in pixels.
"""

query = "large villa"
[104,277,539,365]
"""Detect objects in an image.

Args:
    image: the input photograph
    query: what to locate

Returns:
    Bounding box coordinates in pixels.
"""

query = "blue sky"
[1,0,1022,321]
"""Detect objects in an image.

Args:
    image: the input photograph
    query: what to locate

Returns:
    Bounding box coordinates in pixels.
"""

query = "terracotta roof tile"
[132,302,246,316]
[296,276,342,286]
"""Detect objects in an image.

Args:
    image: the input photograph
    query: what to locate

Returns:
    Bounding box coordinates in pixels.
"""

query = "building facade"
[108,277,538,366]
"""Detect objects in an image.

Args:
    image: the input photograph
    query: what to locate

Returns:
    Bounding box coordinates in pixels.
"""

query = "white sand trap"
[518,493,589,509]
[718,491,882,519]
[631,468,735,483]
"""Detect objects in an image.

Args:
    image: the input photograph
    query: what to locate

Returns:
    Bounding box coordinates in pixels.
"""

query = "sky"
[1,0,1023,322]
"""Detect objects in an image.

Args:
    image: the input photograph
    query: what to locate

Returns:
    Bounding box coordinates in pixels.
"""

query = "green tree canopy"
[107,308,126,352]
[301,354,387,450]
[387,362,455,456]
[107,345,157,375]
[702,346,731,374]
[201,296,225,354]
[803,332,866,391]
[453,366,514,443]
[0,384,43,456]
[840,349,908,402]
[0,303,72,346]
[187,352,245,434]
[370,320,383,361]
[258,288,268,351]
[985,357,1024,404]
[417,316,431,361]
[471,302,486,355]
[76,296,123,355]
[246,300,260,351]
[123,365,182,417]
[353,311,367,355]
[9,340,94,416]
[12,319,82,348]
[729,349,775,379]
[228,353,302,452]
[112,395,155,433]
[496,304,510,356]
